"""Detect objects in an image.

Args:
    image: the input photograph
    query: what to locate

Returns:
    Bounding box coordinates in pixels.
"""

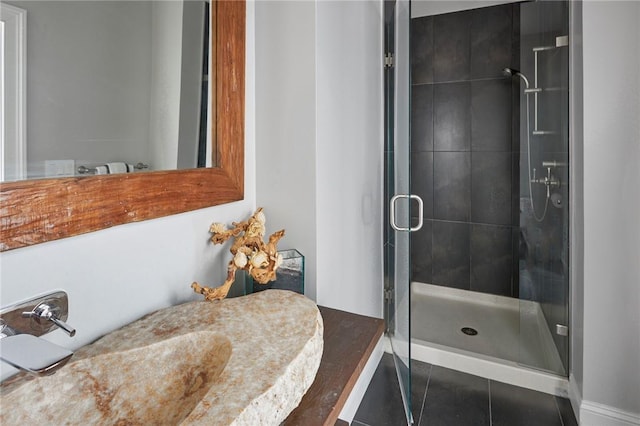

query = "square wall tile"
[471,79,512,152]
[411,219,432,284]
[434,152,471,222]
[471,151,512,225]
[433,11,471,82]
[432,221,470,290]
[511,79,521,152]
[470,4,513,80]
[511,4,521,70]
[512,226,521,298]
[434,82,471,151]
[411,151,433,219]
[412,84,434,152]
[511,152,520,226]
[412,16,433,85]
[470,224,513,297]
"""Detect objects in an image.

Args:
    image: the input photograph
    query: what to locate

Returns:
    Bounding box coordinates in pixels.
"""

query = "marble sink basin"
[1,290,323,425]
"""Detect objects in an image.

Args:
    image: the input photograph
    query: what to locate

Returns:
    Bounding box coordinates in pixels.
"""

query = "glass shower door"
[517,0,570,376]
[384,0,416,424]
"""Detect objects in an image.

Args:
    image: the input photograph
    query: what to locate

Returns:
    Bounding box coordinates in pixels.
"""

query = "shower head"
[503,67,530,89]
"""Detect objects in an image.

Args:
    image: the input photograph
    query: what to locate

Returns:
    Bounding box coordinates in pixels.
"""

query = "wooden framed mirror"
[0,1,245,251]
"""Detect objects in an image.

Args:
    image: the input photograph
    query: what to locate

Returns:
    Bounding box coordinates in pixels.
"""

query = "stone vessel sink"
[1,290,324,425]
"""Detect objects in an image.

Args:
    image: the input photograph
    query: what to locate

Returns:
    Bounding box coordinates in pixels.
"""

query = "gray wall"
[580,1,640,423]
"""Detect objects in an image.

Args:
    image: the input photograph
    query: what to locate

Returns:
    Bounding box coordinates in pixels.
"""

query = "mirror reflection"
[1,0,212,182]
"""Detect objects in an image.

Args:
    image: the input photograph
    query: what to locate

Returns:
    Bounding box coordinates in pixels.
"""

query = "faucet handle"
[23,302,76,337]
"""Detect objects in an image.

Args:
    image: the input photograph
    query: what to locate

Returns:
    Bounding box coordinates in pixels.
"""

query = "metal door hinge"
[384,288,393,301]
[384,52,394,68]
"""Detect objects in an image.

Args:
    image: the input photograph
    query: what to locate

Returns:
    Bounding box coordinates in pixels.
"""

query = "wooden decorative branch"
[191,208,285,301]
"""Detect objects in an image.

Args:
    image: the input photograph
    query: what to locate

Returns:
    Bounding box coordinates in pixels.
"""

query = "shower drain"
[461,327,478,336]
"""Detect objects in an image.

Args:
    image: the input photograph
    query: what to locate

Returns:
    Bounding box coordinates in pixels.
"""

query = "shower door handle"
[390,194,423,232]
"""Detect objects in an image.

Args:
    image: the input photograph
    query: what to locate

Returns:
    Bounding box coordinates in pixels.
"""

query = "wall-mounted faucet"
[0,291,75,377]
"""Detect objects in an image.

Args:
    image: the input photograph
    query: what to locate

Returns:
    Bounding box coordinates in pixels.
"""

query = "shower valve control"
[532,167,561,195]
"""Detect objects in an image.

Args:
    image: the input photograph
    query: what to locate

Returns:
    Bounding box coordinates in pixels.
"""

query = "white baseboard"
[581,400,640,426]
[337,335,384,423]
[568,373,582,423]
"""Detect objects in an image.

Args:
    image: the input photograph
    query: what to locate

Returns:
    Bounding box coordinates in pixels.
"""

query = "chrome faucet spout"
[0,290,75,378]
[0,334,73,377]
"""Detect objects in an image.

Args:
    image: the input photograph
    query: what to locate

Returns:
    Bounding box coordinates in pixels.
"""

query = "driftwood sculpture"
[191,208,285,301]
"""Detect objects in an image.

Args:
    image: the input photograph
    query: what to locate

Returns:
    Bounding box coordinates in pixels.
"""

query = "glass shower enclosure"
[384,0,571,424]
[517,0,570,375]
[384,0,415,424]
[385,2,572,422]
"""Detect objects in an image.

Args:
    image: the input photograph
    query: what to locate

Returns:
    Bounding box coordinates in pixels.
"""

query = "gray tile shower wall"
[410,3,520,298]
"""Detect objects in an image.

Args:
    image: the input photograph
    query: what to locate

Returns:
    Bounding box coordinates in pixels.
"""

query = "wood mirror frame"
[0,1,245,252]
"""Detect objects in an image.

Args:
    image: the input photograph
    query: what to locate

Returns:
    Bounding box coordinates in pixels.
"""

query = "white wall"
[315,0,384,317]
[255,0,384,318]
[255,0,318,301]
[0,1,256,379]
[581,1,640,424]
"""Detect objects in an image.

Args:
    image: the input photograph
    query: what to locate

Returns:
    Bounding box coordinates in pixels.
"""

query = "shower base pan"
[410,282,568,397]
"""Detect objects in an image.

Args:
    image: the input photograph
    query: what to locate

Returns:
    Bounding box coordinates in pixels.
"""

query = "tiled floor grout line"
[553,396,566,426]
[416,364,433,426]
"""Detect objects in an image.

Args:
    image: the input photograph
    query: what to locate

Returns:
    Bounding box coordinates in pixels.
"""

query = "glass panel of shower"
[518,0,570,375]
[384,0,414,423]
[407,0,570,381]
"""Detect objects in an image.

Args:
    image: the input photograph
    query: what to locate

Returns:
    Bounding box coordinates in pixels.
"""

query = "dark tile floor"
[351,353,578,426]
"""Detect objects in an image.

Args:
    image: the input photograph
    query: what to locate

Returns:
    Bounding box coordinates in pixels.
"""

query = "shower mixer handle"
[543,167,561,189]
[530,167,561,193]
